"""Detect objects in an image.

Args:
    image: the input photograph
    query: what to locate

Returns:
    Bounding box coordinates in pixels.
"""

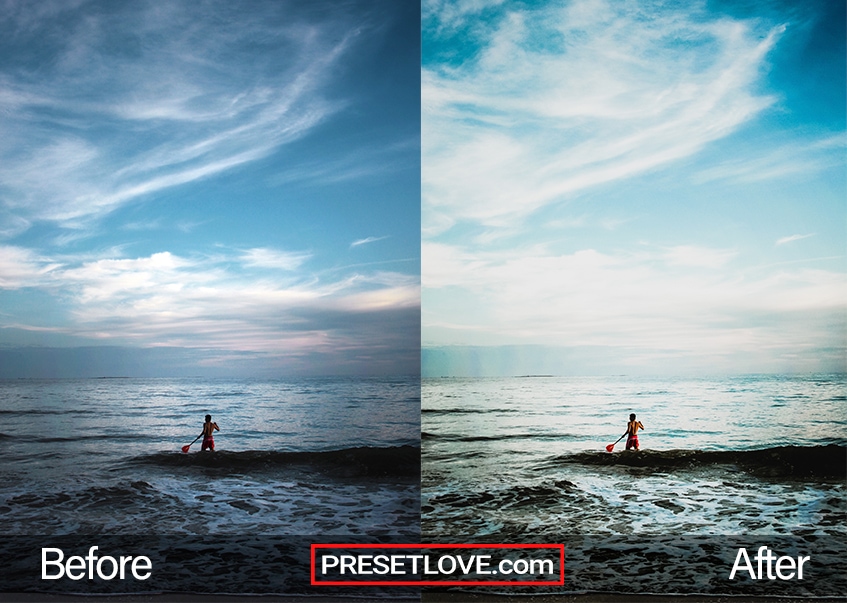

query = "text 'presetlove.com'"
[311,544,565,586]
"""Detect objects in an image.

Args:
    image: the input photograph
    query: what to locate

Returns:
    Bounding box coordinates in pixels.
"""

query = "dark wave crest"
[127,445,420,478]
[34,433,145,443]
[423,432,579,443]
[546,445,846,478]
[0,409,99,416]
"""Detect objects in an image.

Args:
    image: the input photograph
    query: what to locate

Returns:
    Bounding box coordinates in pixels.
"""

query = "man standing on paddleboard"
[201,414,219,451]
[625,413,644,451]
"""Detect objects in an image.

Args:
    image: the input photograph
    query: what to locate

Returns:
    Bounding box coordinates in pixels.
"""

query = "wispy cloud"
[0,1,360,232]
[776,233,815,246]
[351,236,390,248]
[695,135,846,184]
[0,245,61,288]
[269,137,420,187]
[423,0,784,231]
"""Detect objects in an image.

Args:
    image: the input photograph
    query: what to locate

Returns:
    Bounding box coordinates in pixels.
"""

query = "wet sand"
[1,595,412,603]
[3,593,846,603]
[424,592,846,603]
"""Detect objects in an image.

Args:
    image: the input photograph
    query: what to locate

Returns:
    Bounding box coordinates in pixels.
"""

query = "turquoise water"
[422,374,846,538]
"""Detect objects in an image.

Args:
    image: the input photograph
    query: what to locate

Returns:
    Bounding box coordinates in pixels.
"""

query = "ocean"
[0,376,420,536]
[422,374,846,596]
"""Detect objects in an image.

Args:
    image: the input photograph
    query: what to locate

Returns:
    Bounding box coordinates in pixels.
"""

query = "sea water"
[0,377,420,535]
[423,374,845,537]
[422,374,846,595]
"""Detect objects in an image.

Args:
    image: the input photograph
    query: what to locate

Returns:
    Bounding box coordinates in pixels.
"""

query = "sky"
[0,0,420,378]
[422,0,845,376]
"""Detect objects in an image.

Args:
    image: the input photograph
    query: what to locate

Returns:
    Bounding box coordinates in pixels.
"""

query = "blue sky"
[0,0,420,377]
[422,0,845,376]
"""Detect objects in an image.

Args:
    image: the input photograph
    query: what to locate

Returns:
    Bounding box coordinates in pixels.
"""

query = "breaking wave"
[127,445,420,478]
[544,444,846,478]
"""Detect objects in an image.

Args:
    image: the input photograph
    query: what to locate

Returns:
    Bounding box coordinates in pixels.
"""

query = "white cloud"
[1,248,419,354]
[422,242,846,358]
[423,0,783,229]
[0,2,358,230]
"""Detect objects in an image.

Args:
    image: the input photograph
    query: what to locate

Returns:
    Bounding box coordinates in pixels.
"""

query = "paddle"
[181,434,202,453]
[605,432,627,452]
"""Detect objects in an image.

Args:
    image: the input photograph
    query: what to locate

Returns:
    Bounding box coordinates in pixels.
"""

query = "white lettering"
[437,555,456,574]
[357,555,372,575]
[476,555,491,575]
[797,555,809,579]
[40,548,152,581]
[423,555,438,575]
[66,556,86,580]
[321,555,338,575]
[96,556,118,580]
[131,556,152,581]
[456,554,474,574]
[756,546,776,579]
[373,555,390,575]
[85,547,98,580]
[119,556,133,579]
[730,547,809,581]
[339,555,356,575]
[41,548,65,580]
[730,548,755,580]
[775,555,795,580]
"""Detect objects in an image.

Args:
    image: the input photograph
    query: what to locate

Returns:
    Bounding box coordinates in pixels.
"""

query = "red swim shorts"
[201,435,215,451]
[626,435,639,450]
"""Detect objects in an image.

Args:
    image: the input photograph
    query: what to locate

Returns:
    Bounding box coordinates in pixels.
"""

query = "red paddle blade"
[181,445,191,453]
[605,444,615,452]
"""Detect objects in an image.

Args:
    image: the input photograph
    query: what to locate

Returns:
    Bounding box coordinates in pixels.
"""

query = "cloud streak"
[0,1,358,232]
[423,0,784,231]
[351,236,390,248]
[695,134,847,185]
[776,234,815,246]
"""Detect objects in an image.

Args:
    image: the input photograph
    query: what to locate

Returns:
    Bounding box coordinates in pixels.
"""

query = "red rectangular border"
[311,543,565,586]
